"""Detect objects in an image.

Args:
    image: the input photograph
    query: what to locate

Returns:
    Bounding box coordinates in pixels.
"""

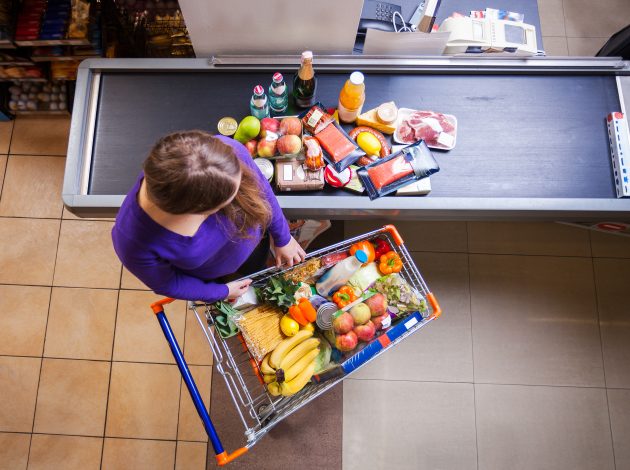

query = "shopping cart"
[150,224,442,466]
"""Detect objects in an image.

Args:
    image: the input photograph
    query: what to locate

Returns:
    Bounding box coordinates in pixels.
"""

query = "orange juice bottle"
[338,71,365,123]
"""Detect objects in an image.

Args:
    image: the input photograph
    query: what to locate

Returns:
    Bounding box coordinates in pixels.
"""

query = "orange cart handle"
[216,448,250,466]
[427,292,442,319]
[383,224,404,246]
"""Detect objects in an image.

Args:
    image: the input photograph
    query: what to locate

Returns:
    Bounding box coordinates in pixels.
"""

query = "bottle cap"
[302,50,313,60]
[350,71,364,85]
[253,85,264,95]
[354,249,368,263]
[272,72,283,83]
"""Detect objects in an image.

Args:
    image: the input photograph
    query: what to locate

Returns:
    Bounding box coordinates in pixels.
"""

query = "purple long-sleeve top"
[111,135,291,303]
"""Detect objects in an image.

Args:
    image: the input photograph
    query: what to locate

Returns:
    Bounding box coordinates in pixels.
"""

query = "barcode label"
[404,316,418,329]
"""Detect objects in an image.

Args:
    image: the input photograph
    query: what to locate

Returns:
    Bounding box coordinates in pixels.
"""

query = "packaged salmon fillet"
[357,140,439,200]
[314,121,365,172]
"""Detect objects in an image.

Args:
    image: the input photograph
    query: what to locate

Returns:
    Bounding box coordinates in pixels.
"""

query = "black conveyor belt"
[90,71,619,199]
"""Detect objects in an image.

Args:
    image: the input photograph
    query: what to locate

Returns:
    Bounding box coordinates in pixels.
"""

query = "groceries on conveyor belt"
[210,235,430,398]
[216,51,466,198]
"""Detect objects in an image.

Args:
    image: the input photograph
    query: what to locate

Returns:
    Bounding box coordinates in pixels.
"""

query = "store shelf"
[0,77,47,82]
[13,109,69,116]
[14,38,91,47]
[0,40,16,49]
[31,55,95,62]
[0,60,33,66]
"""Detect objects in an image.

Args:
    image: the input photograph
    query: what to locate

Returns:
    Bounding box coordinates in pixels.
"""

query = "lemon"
[356,132,382,156]
[280,315,300,337]
[301,322,315,332]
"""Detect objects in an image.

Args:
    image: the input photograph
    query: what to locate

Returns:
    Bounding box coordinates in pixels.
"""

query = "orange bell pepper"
[349,240,376,264]
[379,251,403,274]
[288,304,308,326]
[298,298,317,323]
[332,286,358,308]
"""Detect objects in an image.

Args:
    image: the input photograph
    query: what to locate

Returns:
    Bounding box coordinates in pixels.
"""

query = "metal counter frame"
[63,56,630,220]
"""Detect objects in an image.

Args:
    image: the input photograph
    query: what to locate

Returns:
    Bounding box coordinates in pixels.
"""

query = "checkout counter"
[63,55,630,220]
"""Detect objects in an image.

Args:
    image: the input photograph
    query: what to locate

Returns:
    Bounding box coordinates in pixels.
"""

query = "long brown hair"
[143,130,272,238]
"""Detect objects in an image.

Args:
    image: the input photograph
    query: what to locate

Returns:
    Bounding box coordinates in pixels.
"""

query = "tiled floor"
[1,1,630,468]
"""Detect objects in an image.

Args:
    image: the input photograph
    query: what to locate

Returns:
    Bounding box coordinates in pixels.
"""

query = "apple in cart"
[354,320,376,342]
[371,312,391,331]
[349,302,371,325]
[333,312,354,334]
[257,133,278,158]
[365,293,388,317]
[335,330,358,352]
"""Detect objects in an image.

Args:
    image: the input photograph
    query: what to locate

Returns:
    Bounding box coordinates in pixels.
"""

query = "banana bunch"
[261,330,319,397]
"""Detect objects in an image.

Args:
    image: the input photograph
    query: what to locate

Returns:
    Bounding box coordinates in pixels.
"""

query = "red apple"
[365,293,388,317]
[277,134,302,155]
[257,135,277,158]
[332,312,354,335]
[244,139,257,157]
[354,320,376,342]
[335,331,358,352]
[372,312,391,331]
[259,117,280,138]
[280,117,302,136]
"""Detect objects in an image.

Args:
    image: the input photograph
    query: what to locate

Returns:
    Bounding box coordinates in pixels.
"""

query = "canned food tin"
[217,117,238,136]
[316,302,338,330]
[255,158,274,182]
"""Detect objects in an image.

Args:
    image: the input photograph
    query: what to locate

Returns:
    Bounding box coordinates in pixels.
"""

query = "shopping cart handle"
[427,292,442,319]
[150,298,249,466]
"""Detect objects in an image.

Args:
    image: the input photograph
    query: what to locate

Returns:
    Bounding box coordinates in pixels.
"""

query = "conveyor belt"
[90,71,619,199]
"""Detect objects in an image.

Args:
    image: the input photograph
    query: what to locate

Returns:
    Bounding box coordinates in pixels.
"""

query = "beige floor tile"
[591,230,630,258]
[9,116,70,156]
[594,258,630,388]
[0,155,6,194]
[564,0,630,38]
[102,438,176,470]
[184,306,213,366]
[53,220,121,289]
[28,434,102,470]
[567,37,608,56]
[0,155,65,218]
[608,389,630,470]
[0,356,41,432]
[543,36,569,55]
[121,266,150,290]
[33,358,110,436]
[468,221,590,256]
[351,252,473,382]
[0,432,30,470]
[470,255,604,387]
[476,384,614,470]
[44,287,117,361]
[538,0,565,36]
[0,120,13,154]
[0,285,50,357]
[344,220,467,252]
[113,291,186,364]
[177,365,211,442]
[343,380,477,470]
[175,441,207,470]
[0,218,60,285]
[106,362,180,440]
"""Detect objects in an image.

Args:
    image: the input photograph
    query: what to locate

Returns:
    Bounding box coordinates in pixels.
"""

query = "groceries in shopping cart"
[233,305,285,362]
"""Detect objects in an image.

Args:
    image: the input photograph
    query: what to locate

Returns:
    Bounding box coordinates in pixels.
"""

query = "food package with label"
[357,140,439,200]
[394,108,457,150]
[275,158,325,191]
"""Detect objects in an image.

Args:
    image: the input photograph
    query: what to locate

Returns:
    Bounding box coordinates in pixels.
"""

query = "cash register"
[438,16,538,55]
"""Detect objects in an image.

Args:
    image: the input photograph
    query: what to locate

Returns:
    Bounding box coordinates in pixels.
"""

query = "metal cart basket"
[150,225,442,466]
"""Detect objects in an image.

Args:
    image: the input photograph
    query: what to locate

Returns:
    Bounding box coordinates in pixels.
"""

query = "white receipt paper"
[363,29,450,56]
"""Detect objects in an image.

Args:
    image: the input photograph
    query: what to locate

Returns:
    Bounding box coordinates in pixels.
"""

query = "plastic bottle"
[249,85,270,119]
[338,71,366,123]
[315,250,368,297]
[269,72,288,113]
[293,50,317,108]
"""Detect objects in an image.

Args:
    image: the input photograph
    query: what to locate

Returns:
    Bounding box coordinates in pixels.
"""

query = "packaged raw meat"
[301,104,334,134]
[314,121,365,172]
[357,140,439,200]
[394,108,457,150]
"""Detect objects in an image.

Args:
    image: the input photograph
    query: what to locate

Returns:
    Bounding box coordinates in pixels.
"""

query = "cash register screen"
[504,24,526,44]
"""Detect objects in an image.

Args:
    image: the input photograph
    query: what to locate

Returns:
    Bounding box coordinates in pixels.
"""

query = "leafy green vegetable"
[255,276,300,312]
[212,301,240,338]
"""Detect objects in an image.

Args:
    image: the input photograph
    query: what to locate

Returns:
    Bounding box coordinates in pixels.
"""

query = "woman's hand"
[273,236,306,268]
[226,279,252,300]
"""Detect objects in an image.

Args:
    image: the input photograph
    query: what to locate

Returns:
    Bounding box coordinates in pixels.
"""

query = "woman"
[112,130,306,302]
